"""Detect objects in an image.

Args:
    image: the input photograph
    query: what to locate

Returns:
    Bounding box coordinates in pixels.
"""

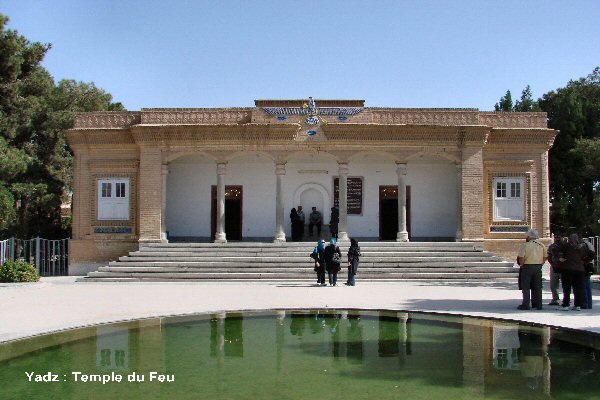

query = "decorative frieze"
[370,109,479,125]
[479,112,548,128]
[140,109,252,125]
[487,129,556,147]
[73,112,141,129]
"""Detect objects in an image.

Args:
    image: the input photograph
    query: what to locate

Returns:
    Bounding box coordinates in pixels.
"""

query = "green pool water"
[1,310,600,400]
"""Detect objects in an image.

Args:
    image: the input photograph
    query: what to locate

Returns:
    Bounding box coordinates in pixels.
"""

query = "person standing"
[558,233,587,311]
[329,206,339,239]
[346,238,361,286]
[582,237,597,309]
[297,206,306,241]
[516,229,546,310]
[308,207,322,237]
[289,208,298,241]
[324,237,342,286]
[546,232,564,306]
[311,239,327,286]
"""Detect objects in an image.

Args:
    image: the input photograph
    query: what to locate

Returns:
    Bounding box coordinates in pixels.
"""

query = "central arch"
[293,183,331,224]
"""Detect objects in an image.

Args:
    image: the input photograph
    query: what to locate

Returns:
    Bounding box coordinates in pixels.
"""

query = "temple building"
[66,98,556,273]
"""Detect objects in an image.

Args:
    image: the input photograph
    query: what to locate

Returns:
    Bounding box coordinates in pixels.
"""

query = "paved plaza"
[1,274,599,343]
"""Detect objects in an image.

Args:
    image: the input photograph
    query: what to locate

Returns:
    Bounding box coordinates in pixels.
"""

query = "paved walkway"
[1,276,599,343]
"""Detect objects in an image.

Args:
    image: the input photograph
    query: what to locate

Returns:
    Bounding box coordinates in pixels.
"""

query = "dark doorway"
[211,186,243,241]
[379,185,411,240]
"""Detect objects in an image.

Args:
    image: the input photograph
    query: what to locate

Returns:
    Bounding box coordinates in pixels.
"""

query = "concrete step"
[108,261,514,268]
[98,266,517,273]
[119,256,504,263]
[128,250,499,257]
[86,271,518,280]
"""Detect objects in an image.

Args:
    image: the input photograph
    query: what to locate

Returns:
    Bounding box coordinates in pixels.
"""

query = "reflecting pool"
[2,310,600,399]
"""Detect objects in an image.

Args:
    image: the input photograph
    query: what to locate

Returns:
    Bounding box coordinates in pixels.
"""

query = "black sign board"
[333,177,363,215]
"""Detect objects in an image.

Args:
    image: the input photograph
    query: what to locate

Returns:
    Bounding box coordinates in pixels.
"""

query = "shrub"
[0,260,40,283]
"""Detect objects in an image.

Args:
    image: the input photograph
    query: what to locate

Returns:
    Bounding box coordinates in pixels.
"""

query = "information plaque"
[333,177,363,215]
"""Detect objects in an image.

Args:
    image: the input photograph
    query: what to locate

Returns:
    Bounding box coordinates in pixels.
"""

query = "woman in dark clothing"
[324,237,342,286]
[558,233,587,311]
[290,208,298,241]
[346,238,361,286]
[329,207,339,239]
[312,239,327,286]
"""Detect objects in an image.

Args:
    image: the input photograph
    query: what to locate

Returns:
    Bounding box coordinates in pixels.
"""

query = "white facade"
[166,152,458,240]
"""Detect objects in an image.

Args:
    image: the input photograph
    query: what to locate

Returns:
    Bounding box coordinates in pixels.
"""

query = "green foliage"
[514,85,541,112]
[538,67,600,235]
[494,90,513,112]
[0,13,124,239]
[0,259,40,282]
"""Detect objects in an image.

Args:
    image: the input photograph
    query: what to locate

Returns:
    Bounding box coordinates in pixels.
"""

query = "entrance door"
[379,186,411,240]
[211,186,243,241]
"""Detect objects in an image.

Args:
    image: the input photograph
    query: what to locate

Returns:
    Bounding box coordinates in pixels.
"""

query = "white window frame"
[493,177,525,221]
[97,178,130,221]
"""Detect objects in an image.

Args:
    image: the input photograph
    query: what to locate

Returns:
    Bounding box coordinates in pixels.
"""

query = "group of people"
[311,237,361,286]
[518,228,596,311]
[290,206,339,241]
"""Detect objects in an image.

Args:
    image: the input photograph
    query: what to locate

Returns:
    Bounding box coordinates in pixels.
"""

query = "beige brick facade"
[66,100,556,268]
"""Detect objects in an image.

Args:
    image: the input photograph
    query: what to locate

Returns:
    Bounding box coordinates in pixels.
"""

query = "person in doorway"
[311,239,326,286]
[346,238,361,286]
[290,208,298,241]
[324,237,342,286]
[297,206,306,241]
[558,233,587,311]
[546,232,564,306]
[308,207,322,237]
[516,229,546,310]
[329,206,339,239]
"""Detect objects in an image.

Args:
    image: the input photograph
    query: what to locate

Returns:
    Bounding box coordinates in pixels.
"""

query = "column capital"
[396,163,407,176]
[338,162,349,176]
[275,163,286,175]
[216,162,227,175]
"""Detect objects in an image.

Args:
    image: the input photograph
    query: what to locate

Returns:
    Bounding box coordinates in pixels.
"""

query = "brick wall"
[138,147,163,242]
[461,148,484,240]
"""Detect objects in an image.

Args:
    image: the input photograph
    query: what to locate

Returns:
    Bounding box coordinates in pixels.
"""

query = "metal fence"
[0,237,69,276]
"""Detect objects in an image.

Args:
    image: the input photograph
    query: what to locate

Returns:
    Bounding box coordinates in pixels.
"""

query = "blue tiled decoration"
[277,115,287,121]
[263,107,363,116]
[338,115,348,121]
[307,130,317,136]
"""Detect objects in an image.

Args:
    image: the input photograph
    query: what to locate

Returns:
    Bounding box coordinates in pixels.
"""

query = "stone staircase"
[80,241,518,282]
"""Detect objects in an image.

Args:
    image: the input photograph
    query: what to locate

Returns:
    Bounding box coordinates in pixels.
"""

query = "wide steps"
[81,241,516,282]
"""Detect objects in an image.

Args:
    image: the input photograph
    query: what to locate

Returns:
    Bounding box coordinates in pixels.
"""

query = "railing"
[0,237,69,276]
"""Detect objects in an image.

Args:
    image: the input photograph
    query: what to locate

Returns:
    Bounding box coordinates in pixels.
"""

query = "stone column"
[214,162,227,243]
[540,151,550,238]
[396,163,409,242]
[161,164,169,242]
[338,162,349,242]
[274,163,286,243]
[139,147,163,243]
[455,163,463,241]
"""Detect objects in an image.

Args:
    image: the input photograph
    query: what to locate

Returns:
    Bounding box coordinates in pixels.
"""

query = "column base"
[455,230,463,241]
[396,231,409,242]
[214,232,227,243]
[338,231,349,242]
[273,233,286,243]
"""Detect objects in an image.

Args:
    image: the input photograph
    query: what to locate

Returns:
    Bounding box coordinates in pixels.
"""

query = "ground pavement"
[1,274,599,343]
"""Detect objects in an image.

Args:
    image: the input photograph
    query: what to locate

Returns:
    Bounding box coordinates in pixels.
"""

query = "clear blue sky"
[1,0,599,111]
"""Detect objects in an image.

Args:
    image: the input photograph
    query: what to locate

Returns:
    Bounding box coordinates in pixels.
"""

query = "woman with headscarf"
[311,239,327,286]
[329,206,339,239]
[324,237,342,286]
[346,238,361,286]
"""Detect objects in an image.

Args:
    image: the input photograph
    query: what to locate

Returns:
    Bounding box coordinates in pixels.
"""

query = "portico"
[66,99,556,271]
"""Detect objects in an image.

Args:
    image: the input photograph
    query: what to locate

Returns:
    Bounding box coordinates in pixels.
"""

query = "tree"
[538,67,600,235]
[0,14,124,239]
[514,85,541,112]
[494,90,513,112]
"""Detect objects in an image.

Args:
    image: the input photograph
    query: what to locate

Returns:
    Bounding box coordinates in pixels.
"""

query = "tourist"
[297,206,305,241]
[346,238,361,286]
[324,237,342,286]
[546,232,564,306]
[289,208,298,241]
[311,239,327,286]
[329,206,339,239]
[516,229,546,310]
[583,237,597,309]
[308,207,322,237]
[558,233,587,311]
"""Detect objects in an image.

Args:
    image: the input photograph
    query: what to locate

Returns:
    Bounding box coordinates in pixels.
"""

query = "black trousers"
[308,222,322,236]
[561,270,586,308]
[520,264,543,309]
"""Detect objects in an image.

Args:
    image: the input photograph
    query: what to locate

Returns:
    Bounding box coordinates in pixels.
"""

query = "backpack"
[332,247,341,264]
[310,247,318,260]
